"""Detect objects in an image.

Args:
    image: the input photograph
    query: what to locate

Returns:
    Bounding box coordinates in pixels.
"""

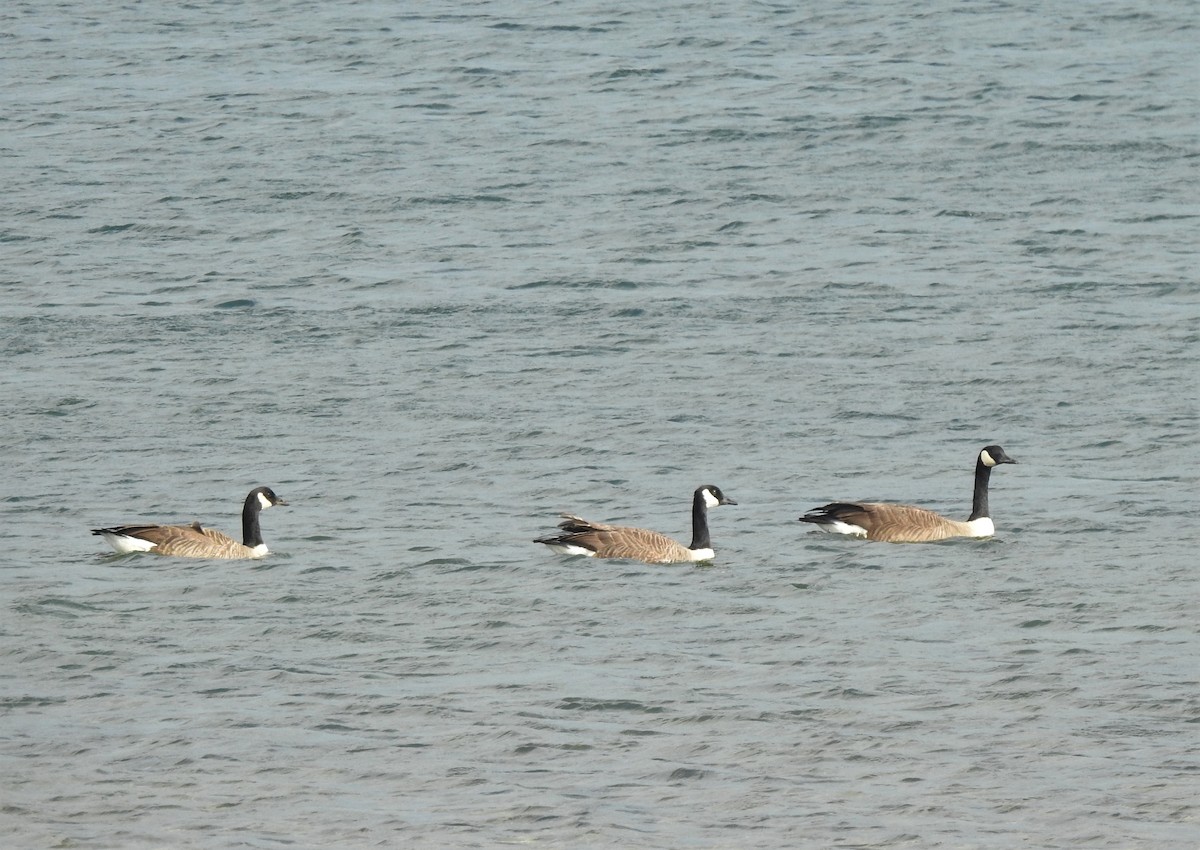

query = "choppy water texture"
[3,1,1198,847]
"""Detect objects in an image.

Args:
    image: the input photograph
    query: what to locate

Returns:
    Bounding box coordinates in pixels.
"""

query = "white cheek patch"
[258,492,273,509]
[702,489,721,509]
[980,449,996,467]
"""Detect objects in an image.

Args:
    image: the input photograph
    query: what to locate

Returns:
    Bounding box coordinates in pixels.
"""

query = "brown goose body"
[535,485,737,564]
[800,502,984,543]
[92,486,287,559]
[800,445,1017,543]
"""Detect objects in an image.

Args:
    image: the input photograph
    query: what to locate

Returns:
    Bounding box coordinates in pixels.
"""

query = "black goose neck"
[968,456,993,521]
[688,489,711,550]
[241,493,265,547]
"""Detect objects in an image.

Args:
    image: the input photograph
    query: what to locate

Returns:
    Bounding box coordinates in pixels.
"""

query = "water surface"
[2,1,1197,847]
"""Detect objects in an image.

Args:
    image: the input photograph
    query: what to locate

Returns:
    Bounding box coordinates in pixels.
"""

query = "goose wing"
[161,522,255,558]
[555,513,622,533]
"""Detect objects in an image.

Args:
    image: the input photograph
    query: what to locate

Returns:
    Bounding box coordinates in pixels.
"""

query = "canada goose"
[534,485,737,563]
[92,486,287,559]
[799,445,1017,543]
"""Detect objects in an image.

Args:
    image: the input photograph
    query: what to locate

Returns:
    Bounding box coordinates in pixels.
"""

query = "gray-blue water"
[3,1,1198,847]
